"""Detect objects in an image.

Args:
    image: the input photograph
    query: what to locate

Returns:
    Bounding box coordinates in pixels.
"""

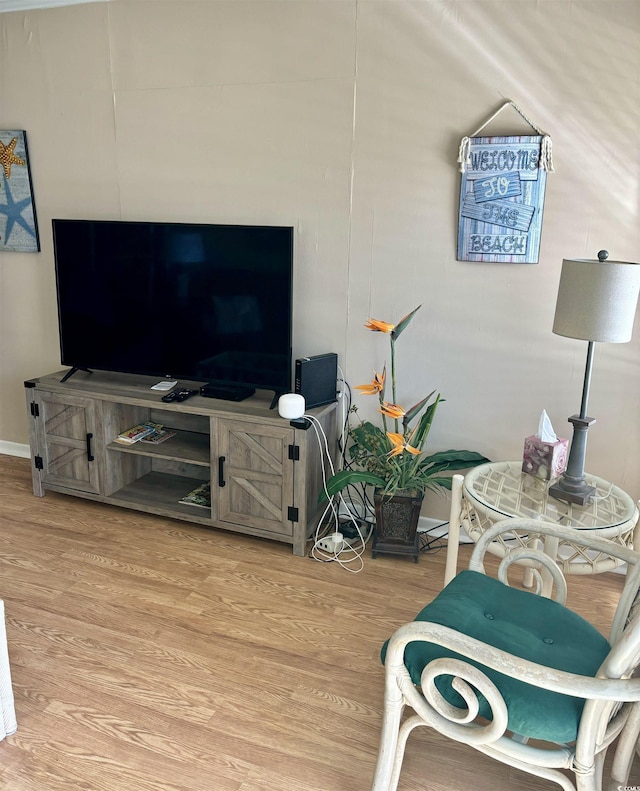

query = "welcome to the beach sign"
[456,103,553,264]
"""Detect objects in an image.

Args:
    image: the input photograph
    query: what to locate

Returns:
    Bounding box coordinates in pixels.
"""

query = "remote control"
[175,388,199,402]
[161,390,179,402]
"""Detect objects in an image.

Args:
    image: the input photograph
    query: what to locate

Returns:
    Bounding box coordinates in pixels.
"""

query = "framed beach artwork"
[0,130,40,253]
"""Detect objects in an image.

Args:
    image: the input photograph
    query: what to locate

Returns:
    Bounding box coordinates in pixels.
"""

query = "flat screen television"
[52,219,294,400]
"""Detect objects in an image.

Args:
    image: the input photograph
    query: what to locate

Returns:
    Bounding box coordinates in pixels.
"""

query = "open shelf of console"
[108,471,212,522]
[107,429,211,466]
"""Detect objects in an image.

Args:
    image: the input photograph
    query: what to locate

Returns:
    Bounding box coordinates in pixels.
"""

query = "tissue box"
[522,435,569,481]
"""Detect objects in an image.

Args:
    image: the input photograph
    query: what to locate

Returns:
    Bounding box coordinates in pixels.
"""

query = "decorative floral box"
[522,435,569,481]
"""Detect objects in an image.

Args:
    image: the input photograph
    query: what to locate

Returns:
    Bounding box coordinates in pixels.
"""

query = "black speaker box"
[295,353,338,409]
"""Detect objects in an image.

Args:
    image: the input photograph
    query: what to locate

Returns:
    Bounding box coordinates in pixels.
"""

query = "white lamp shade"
[552,257,640,343]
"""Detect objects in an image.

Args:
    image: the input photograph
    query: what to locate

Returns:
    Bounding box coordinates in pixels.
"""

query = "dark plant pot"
[372,488,424,562]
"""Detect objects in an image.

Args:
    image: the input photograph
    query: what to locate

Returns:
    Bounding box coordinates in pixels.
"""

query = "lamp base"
[548,477,596,506]
[548,411,597,506]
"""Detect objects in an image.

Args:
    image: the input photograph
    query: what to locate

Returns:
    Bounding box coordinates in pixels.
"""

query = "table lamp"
[549,250,640,505]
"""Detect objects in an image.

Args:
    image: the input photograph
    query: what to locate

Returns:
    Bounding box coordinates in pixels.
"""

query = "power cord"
[302,411,369,573]
[332,372,377,530]
[419,522,448,554]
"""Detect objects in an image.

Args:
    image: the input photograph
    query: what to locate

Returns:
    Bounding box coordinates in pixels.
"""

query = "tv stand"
[200,383,256,402]
[60,366,93,383]
[24,370,337,556]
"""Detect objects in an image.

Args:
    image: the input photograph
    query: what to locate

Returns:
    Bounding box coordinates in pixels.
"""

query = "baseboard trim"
[0,440,30,459]
[418,516,472,543]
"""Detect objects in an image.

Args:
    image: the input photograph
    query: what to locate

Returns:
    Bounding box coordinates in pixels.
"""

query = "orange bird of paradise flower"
[355,368,386,396]
[378,402,406,419]
[386,431,421,457]
[364,317,395,333]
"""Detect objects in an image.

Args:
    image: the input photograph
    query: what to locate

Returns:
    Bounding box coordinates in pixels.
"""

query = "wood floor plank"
[1,454,639,791]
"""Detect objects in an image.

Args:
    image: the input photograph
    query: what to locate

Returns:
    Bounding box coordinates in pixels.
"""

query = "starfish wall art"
[0,130,40,253]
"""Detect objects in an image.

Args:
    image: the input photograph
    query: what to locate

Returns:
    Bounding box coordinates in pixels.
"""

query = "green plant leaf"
[320,469,387,501]
[418,450,490,475]
[403,390,437,426]
[421,449,490,465]
[410,395,442,449]
[391,305,421,340]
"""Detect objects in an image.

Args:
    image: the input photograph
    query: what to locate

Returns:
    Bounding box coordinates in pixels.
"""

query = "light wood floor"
[1,454,638,791]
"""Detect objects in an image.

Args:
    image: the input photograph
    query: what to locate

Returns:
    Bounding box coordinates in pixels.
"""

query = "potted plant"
[325,306,489,559]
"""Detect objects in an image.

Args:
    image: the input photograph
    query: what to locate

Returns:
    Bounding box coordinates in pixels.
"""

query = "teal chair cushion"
[381,569,610,743]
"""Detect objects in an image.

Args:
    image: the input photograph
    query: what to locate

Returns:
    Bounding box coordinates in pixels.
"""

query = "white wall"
[1,0,638,515]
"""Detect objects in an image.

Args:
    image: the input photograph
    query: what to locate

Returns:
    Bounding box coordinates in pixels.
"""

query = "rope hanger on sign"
[457,99,554,174]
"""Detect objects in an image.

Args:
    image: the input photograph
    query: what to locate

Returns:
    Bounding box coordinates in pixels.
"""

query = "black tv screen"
[52,219,294,395]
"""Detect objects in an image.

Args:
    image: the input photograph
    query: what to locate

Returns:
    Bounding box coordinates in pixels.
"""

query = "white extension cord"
[316,531,345,554]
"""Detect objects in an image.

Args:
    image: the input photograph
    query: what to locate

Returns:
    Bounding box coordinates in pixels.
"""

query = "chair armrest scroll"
[384,621,640,703]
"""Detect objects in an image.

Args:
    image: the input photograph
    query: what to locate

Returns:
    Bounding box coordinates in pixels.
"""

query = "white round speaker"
[278,393,305,420]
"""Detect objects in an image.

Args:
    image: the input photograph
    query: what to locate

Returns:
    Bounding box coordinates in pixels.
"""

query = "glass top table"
[445,461,639,585]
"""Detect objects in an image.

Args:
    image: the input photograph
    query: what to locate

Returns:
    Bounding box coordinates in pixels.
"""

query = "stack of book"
[114,422,165,445]
[141,427,176,444]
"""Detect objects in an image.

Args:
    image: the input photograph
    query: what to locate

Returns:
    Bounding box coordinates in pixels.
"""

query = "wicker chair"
[370,518,640,791]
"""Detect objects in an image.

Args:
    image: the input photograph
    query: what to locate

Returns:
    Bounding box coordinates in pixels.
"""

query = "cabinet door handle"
[86,432,94,462]
[218,456,226,487]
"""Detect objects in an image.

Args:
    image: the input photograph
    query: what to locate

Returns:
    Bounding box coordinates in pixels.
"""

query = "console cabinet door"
[33,391,102,494]
[216,419,294,536]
